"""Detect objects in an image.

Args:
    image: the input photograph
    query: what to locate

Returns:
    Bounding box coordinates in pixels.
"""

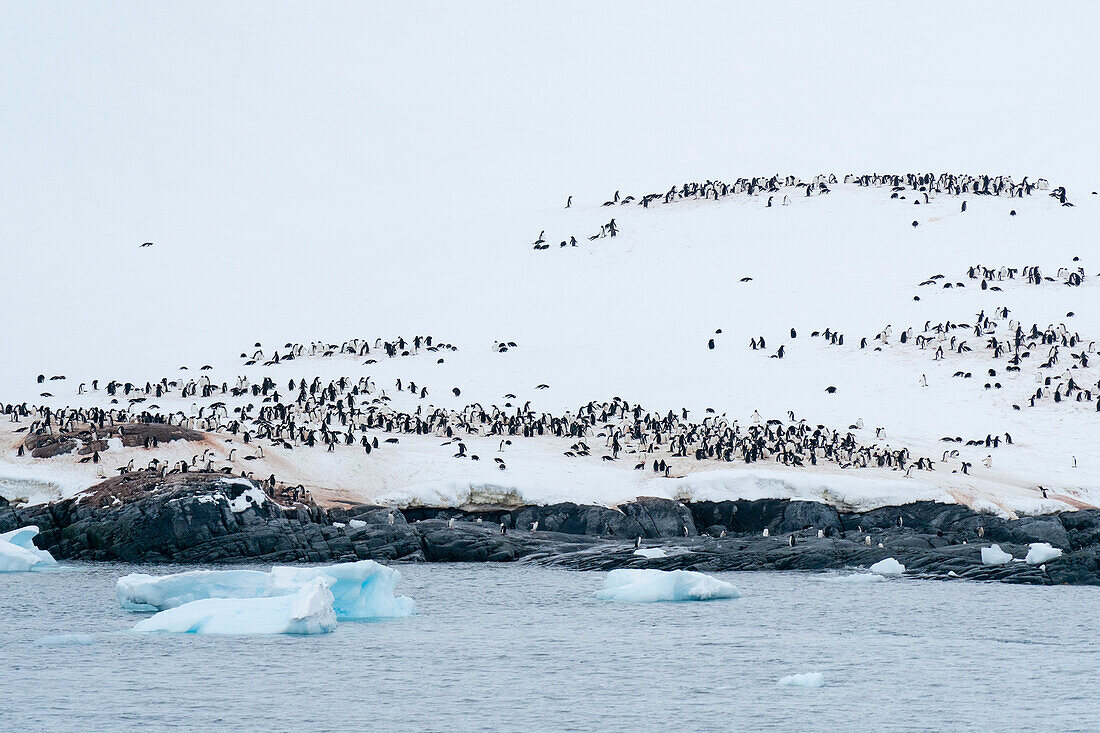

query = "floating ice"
[133,578,337,635]
[868,557,905,576]
[981,544,1013,565]
[595,569,739,603]
[117,560,415,619]
[822,573,884,583]
[633,548,667,559]
[268,562,416,620]
[1025,543,1063,565]
[117,569,273,611]
[0,526,58,572]
[33,633,94,647]
[778,672,825,687]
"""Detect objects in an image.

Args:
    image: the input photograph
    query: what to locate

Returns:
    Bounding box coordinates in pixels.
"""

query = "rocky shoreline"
[2,472,1098,585]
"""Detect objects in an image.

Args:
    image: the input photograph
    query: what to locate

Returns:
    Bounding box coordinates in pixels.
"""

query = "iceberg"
[595,569,739,603]
[268,562,416,620]
[133,578,337,635]
[117,569,272,611]
[778,672,825,687]
[868,557,905,576]
[981,544,1013,565]
[0,525,58,572]
[1025,543,1063,565]
[117,560,415,619]
[633,548,667,559]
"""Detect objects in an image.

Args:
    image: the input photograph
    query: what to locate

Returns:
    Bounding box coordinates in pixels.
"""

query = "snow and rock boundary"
[2,473,1099,584]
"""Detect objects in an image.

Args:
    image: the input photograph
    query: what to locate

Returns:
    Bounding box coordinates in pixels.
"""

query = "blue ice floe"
[0,526,58,573]
[595,569,739,603]
[118,560,416,635]
[133,578,337,635]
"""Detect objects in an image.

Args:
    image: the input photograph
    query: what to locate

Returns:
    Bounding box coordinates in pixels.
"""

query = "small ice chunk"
[869,558,905,576]
[0,526,58,572]
[981,544,1013,565]
[1025,543,1062,565]
[349,519,367,529]
[333,522,346,528]
[33,633,94,647]
[595,569,739,603]
[633,548,667,559]
[778,672,825,687]
[133,578,337,635]
[822,573,884,583]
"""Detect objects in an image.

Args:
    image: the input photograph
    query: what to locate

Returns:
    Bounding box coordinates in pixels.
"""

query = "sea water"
[3,563,1098,732]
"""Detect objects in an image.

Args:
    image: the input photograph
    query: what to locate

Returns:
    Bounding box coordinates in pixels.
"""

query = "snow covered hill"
[2,175,1097,517]
[1,3,1098,517]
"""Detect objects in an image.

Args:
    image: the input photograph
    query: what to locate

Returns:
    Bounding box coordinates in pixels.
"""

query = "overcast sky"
[0,1,1095,380]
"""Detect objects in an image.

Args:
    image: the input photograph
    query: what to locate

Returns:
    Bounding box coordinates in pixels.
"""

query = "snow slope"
[1,3,1098,516]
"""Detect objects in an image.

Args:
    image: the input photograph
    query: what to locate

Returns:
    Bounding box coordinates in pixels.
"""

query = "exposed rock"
[3,485,1098,585]
[22,421,204,458]
[779,501,842,534]
[617,497,696,538]
[1,473,421,564]
[510,502,625,536]
[1060,510,1100,550]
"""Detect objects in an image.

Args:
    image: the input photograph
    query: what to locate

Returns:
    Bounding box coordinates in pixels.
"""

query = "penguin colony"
[3,332,934,502]
[2,172,1086,508]
[536,172,1061,250]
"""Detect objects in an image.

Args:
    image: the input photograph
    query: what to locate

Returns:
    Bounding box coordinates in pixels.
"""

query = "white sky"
[0,1,1096,381]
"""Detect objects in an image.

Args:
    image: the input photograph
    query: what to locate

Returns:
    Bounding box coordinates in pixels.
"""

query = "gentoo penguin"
[708,338,715,350]
[565,195,572,208]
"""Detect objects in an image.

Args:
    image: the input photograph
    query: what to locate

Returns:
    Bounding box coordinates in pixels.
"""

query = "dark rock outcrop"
[1,473,421,564]
[3,480,1098,585]
[510,497,695,539]
[22,421,204,459]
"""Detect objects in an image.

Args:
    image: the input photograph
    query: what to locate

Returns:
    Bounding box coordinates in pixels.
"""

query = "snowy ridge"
[1,179,1098,517]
